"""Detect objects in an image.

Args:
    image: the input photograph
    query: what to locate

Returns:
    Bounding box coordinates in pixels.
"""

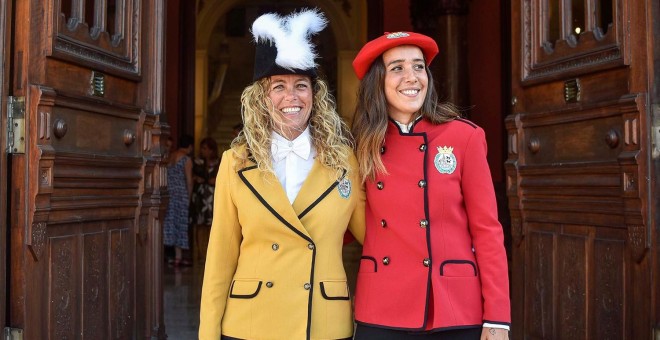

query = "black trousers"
[354,324,482,340]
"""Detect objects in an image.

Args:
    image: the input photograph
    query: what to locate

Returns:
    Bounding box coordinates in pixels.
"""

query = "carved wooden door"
[507,0,658,339]
[8,0,168,338]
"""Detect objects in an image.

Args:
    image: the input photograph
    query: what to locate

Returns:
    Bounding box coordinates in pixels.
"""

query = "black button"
[382,257,390,265]
[420,219,428,228]
[380,146,386,154]
[377,182,384,190]
[266,281,274,288]
[381,219,387,228]
[423,258,431,267]
[419,144,427,151]
[418,180,426,188]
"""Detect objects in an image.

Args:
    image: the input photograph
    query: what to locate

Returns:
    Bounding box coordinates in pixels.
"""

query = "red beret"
[352,32,439,80]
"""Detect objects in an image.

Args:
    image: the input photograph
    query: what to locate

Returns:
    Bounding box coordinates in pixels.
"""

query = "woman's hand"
[480,327,509,340]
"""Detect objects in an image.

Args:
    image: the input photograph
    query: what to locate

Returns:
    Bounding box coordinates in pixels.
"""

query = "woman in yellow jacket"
[199,9,364,340]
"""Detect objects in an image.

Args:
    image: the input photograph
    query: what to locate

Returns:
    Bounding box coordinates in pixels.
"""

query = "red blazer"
[354,118,510,331]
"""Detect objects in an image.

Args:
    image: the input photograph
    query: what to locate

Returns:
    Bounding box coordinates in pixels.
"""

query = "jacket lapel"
[238,165,312,241]
[292,160,345,219]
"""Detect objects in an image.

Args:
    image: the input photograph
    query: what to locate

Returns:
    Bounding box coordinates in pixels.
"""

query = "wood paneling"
[508,0,654,338]
[8,0,167,338]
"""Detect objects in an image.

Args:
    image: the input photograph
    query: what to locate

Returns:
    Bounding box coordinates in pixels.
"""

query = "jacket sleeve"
[199,151,242,339]
[347,154,366,245]
[461,127,511,326]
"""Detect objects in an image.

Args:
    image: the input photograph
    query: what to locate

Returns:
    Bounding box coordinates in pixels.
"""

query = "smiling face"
[382,45,428,124]
[267,74,313,140]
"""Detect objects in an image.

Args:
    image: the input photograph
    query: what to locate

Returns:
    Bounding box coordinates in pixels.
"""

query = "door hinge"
[6,96,25,154]
[3,328,23,340]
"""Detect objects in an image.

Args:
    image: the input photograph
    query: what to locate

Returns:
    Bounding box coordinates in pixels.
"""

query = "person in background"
[350,32,511,340]
[164,134,194,267]
[199,9,364,340]
[190,137,221,264]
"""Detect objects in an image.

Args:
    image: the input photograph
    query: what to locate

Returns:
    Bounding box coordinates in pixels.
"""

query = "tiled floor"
[163,263,204,339]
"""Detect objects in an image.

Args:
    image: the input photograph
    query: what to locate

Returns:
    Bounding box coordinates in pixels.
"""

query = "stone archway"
[194,0,366,152]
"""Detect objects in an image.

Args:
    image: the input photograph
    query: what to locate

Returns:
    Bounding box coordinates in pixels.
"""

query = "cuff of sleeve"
[483,323,510,331]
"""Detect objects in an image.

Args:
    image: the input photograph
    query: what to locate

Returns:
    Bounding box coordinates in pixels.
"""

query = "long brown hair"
[352,56,459,182]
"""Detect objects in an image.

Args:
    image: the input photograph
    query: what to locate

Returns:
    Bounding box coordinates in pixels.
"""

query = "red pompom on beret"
[352,32,439,80]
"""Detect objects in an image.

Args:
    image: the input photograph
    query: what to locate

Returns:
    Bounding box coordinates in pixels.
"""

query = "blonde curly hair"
[231,76,353,180]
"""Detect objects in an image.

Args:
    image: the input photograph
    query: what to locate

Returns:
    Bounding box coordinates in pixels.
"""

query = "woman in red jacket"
[351,32,510,340]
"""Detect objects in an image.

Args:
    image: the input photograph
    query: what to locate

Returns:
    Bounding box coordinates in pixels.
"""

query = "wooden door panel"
[508,0,652,338]
[46,59,139,106]
[9,0,167,338]
[50,0,139,77]
[524,224,627,339]
[522,0,625,84]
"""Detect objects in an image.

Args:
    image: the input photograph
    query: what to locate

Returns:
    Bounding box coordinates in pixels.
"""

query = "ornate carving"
[623,172,637,193]
[84,236,104,336]
[39,111,51,140]
[520,0,622,83]
[29,222,47,260]
[628,225,647,262]
[54,245,73,339]
[51,0,140,77]
[624,118,639,146]
[522,0,532,77]
[560,238,585,337]
[40,167,52,188]
[54,39,137,73]
[112,235,130,337]
[525,47,622,82]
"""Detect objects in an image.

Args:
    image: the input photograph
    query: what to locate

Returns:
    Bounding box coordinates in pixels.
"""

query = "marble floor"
[163,263,204,339]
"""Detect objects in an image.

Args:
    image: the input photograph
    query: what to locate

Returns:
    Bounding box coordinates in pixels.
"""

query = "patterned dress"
[190,157,220,226]
[164,156,190,249]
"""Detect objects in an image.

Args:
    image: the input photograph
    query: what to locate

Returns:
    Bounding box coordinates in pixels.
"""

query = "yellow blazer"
[199,148,365,340]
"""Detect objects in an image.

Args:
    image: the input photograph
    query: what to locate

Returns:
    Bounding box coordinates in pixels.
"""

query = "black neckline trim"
[298,169,346,219]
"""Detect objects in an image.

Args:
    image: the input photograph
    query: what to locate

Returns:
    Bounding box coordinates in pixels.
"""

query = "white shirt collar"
[393,115,423,133]
[271,126,312,162]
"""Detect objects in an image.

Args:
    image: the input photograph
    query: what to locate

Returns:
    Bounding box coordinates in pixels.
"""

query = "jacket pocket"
[439,260,477,277]
[320,280,350,300]
[359,256,377,273]
[229,279,262,299]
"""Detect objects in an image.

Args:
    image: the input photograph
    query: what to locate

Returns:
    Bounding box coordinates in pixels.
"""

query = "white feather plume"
[251,9,327,71]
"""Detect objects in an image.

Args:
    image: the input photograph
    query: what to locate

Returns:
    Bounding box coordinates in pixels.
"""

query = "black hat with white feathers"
[251,9,327,81]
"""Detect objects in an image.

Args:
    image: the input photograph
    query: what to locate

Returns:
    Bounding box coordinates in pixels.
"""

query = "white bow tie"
[271,137,311,162]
